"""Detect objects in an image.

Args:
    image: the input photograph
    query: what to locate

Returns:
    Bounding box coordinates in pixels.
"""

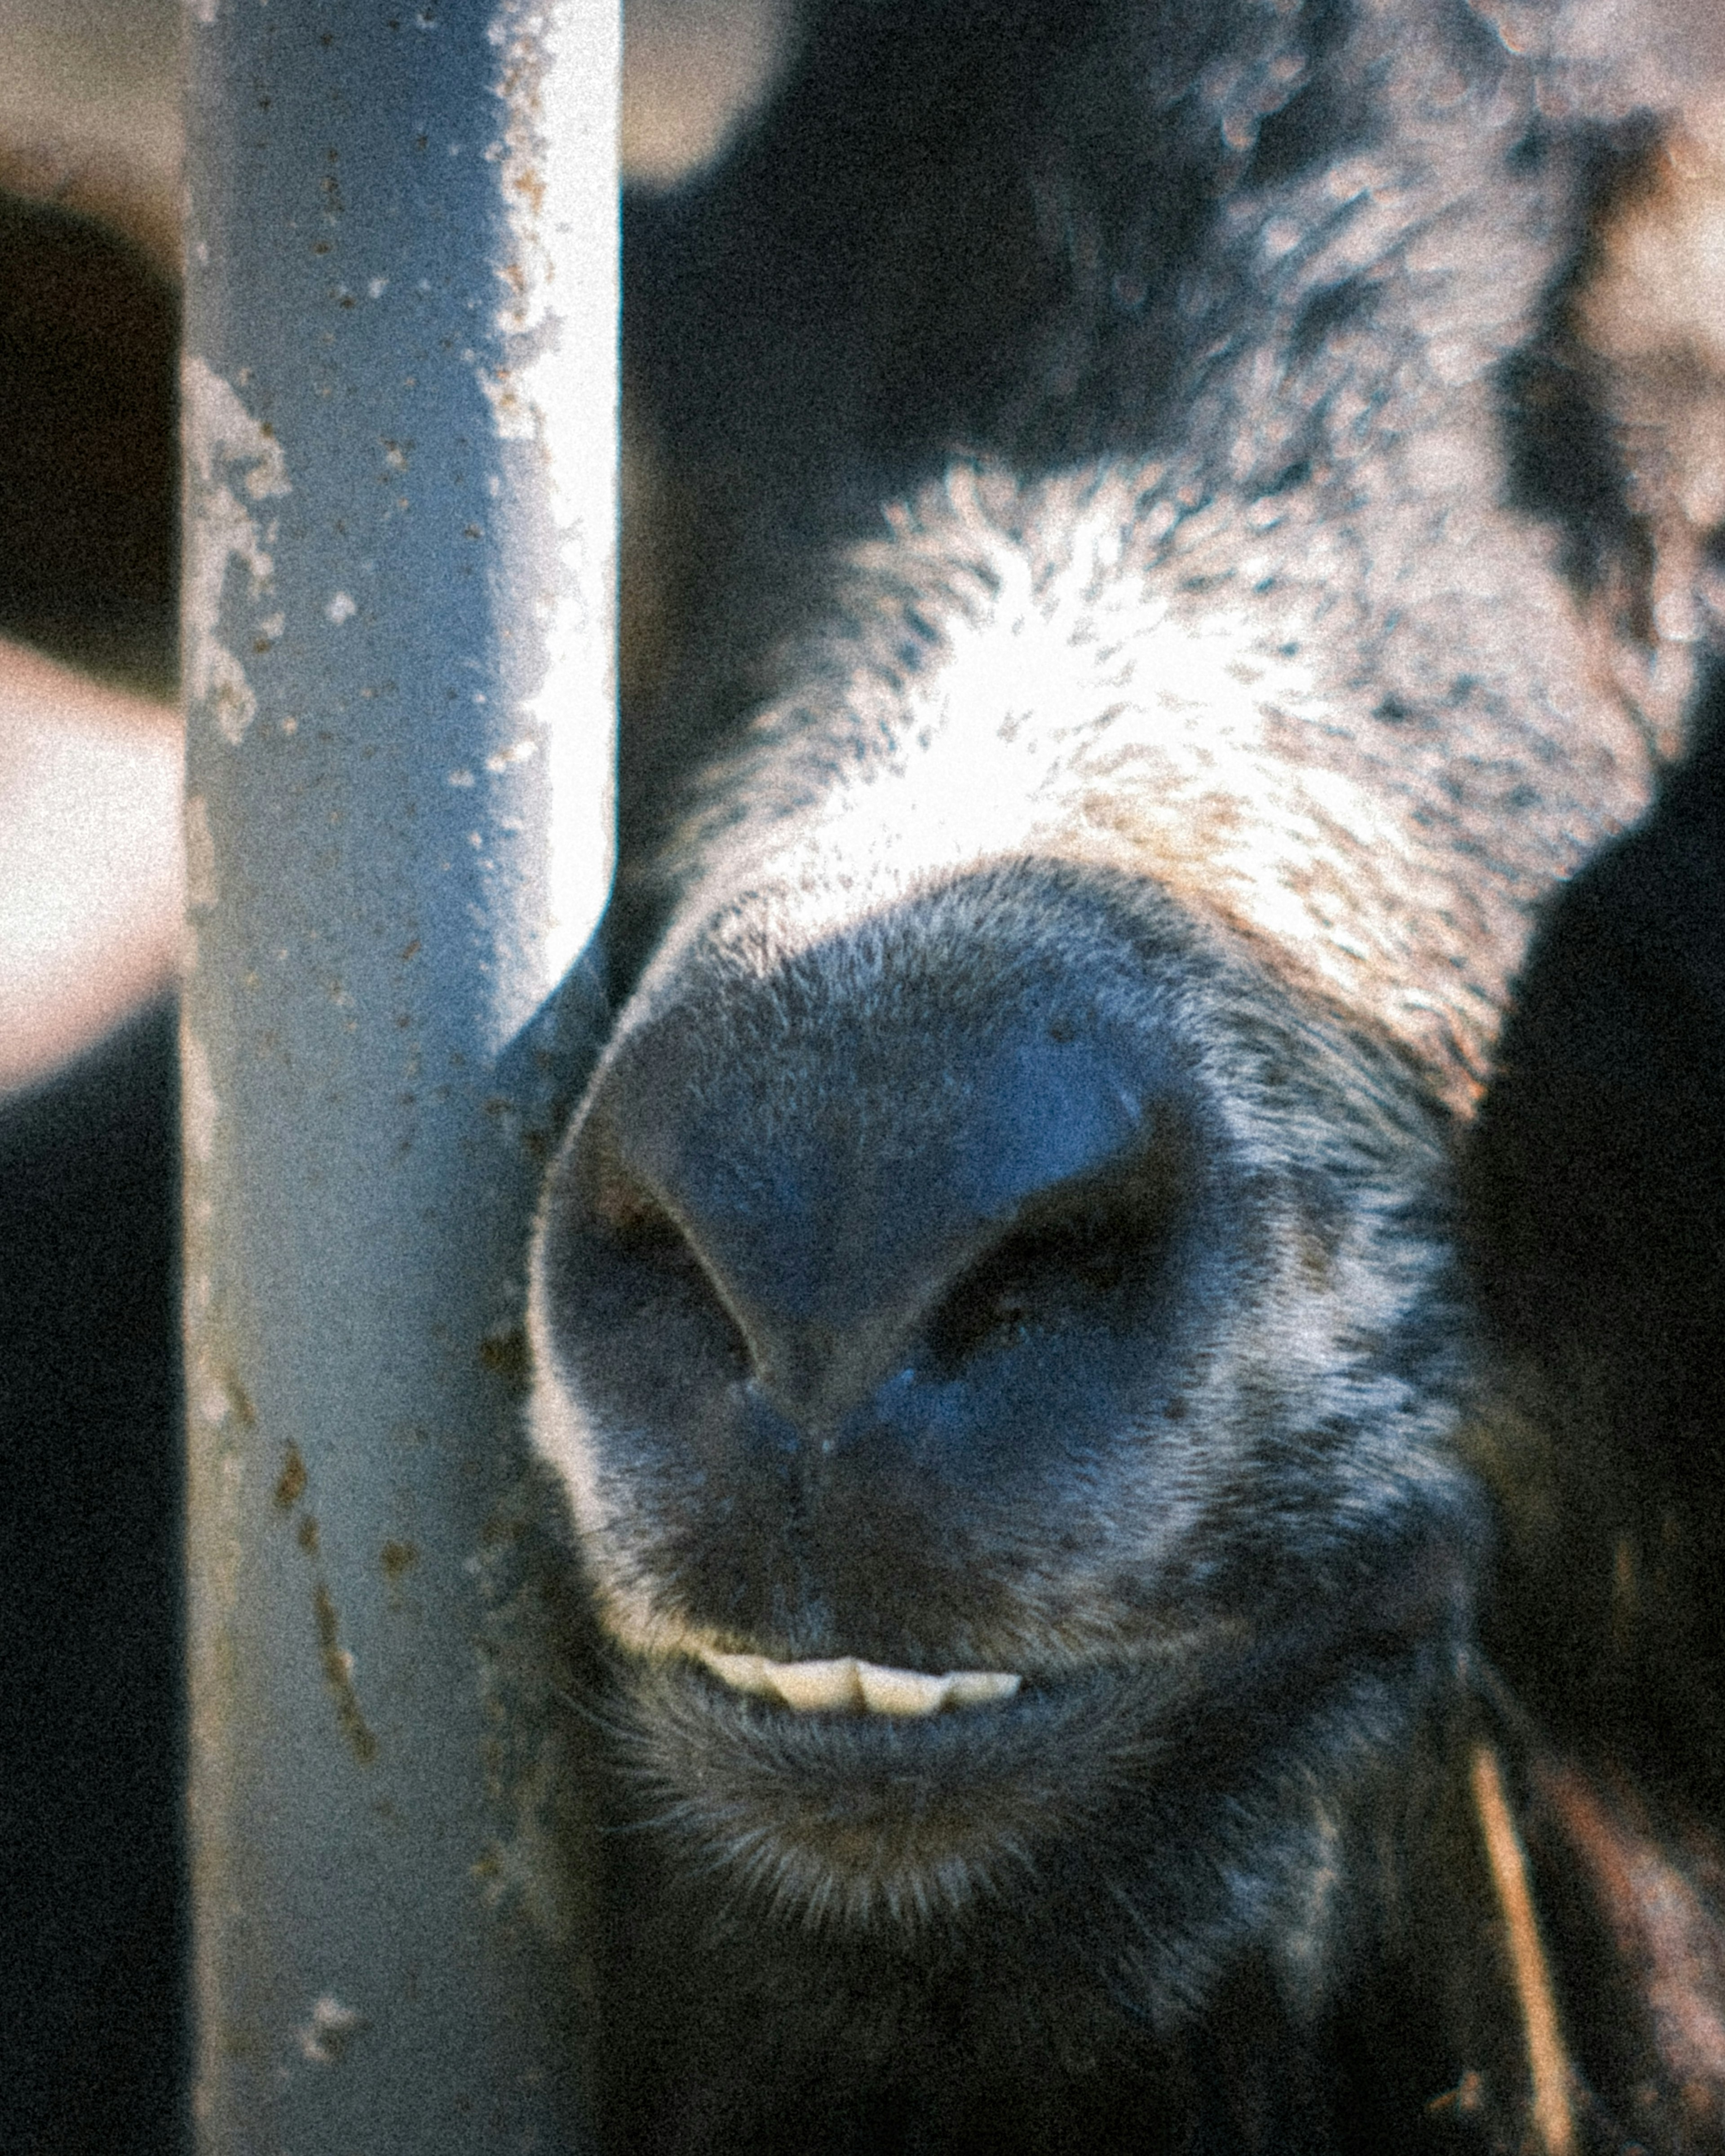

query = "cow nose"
[547,946,1200,1444]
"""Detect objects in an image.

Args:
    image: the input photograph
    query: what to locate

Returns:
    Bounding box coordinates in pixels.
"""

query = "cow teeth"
[856,1664,948,1715]
[694,1648,1022,1717]
[940,1670,1023,1707]
[696,1651,794,1700]
[766,1657,866,1712]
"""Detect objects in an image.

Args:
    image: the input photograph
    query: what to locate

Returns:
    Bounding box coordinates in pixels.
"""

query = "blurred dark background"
[4,3,1725,2151]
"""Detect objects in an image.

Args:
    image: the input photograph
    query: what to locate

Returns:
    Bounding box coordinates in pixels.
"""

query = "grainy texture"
[534,3,1725,2149]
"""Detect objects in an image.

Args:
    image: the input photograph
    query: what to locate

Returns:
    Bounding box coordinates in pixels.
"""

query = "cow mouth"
[620,1645,1124,1930]
[690,1644,1023,1717]
[606,1594,1451,1934]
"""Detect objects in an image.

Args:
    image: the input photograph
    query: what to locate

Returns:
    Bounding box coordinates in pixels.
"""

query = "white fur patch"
[657,461,1654,1112]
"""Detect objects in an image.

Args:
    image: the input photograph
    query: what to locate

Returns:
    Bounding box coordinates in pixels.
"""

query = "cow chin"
[600,1604,1464,2025]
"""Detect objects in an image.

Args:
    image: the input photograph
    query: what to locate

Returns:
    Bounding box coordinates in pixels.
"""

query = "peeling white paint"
[182,1026,220,1168]
[190,1353,232,1435]
[182,357,292,746]
[185,793,218,910]
[295,1994,365,2067]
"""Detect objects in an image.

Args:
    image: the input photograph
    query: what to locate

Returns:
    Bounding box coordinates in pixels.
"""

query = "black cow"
[528,2,1725,2150]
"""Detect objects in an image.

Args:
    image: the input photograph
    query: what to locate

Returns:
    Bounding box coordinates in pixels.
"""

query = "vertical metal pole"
[181,2,617,2147]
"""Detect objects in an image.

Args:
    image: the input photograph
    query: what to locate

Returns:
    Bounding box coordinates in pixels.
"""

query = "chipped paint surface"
[183,793,218,911]
[313,1581,379,1765]
[181,356,290,746]
[296,1994,366,2066]
[180,1025,220,1168]
[181,4,613,2143]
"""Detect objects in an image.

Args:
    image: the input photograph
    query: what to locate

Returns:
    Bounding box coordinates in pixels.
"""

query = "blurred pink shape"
[0,636,181,1096]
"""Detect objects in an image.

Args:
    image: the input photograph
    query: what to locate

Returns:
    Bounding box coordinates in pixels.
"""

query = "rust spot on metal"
[479,1324,531,1390]
[313,1581,378,1764]
[380,1539,419,1580]
[226,1372,257,1427]
[274,1443,307,1510]
[298,1515,320,1555]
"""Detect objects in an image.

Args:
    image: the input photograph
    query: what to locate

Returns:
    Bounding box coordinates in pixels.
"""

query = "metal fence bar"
[181,2,617,2145]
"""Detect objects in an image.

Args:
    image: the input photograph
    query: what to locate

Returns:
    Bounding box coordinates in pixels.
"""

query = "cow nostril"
[924,1159,1184,1378]
[588,1156,682,1255]
[543,886,1226,1442]
[575,1142,757,1380]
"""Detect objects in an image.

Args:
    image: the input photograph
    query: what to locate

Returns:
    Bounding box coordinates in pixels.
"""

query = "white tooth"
[693,1644,1023,1715]
[766,1657,864,1711]
[699,1651,782,1697]
[942,1670,1022,1707]
[856,1663,950,1716]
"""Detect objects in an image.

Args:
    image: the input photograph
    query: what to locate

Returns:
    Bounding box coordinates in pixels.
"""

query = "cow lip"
[690,1645,1023,1717]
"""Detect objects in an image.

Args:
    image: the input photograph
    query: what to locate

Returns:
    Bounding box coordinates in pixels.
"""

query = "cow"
[526,1,1725,2150]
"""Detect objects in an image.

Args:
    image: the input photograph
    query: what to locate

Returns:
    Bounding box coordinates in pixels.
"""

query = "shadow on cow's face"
[531,855,1482,1935]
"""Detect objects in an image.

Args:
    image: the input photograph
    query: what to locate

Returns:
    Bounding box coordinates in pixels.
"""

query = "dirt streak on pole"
[181,3,616,2146]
